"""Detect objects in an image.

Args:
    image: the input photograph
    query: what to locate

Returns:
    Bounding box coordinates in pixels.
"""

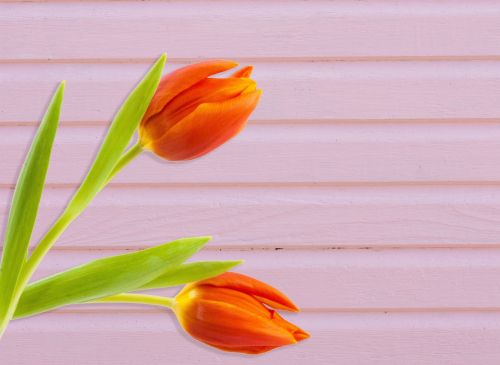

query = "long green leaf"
[64,54,166,218]
[14,236,210,319]
[137,260,243,291]
[19,54,167,301]
[0,82,65,311]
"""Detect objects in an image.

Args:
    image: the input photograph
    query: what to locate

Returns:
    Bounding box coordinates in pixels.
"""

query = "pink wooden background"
[2,0,500,363]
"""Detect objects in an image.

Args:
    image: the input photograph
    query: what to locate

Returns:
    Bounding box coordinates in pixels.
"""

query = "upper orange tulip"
[173,272,309,354]
[139,60,261,161]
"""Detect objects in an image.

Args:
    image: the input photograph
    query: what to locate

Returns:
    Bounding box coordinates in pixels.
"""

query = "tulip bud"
[139,60,261,161]
[173,272,309,354]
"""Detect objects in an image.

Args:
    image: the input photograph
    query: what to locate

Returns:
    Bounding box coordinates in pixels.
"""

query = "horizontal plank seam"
[18,243,500,251]
[37,307,500,316]
[34,245,500,252]
[4,181,500,190]
[4,56,500,64]
[5,118,500,127]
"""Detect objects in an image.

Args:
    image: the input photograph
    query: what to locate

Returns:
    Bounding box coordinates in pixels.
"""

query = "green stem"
[0,316,9,339]
[10,294,174,321]
[1,143,144,335]
[104,142,143,186]
[92,293,175,308]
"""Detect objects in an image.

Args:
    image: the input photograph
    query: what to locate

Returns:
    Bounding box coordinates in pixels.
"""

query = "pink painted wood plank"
[29,248,500,310]
[3,1,500,60]
[3,311,500,364]
[3,185,500,248]
[3,123,500,185]
[3,0,500,362]
[3,61,500,123]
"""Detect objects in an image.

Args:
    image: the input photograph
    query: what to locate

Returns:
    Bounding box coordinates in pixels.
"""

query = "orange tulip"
[173,272,309,354]
[139,60,261,161]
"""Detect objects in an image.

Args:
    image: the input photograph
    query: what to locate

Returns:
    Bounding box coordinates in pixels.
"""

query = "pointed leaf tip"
[137,259,244,291]
[182,235,212,244]
[16,236,208,319]
[60,52,166,218]
[0,83,64,315]
[52,81,65,101]
[177,235,212,250]
[155,53,167,69]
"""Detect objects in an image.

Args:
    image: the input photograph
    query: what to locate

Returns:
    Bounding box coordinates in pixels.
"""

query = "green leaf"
[0,82,65,311]
[137,260,243,291]
[16,54,167,302]
[14,236,209,319]
[64,53,166,218]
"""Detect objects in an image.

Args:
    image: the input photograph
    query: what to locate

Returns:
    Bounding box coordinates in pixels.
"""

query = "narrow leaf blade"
[65,54,166,217]
[137,260,243,291]
[14,236,209,319]
[0,82,65,309]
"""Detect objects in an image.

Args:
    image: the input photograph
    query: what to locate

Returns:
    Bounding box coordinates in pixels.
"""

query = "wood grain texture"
[2,0,500,363]
[29,248,500,310]
[4,123,500,185]
[3,1,500,61]
[3,185,500,248]
[3,312,500,365]
[2,61,500,123]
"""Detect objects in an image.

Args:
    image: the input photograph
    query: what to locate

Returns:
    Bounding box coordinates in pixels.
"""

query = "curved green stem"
[104,142,143,186]
[10,294,174,321]
[24,142,143,280]
[93,294,175,309]
[4,143,144,332]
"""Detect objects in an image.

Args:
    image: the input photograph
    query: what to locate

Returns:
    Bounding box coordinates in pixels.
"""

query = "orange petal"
[271,311,310,342]
[149,89,261,161]
[207,344,281,355]
[175,298,296,353]
[191,272,299,312]
[144,77,255,141]
[232,65,253,78]
[178,286,271,318]
[166,77,256,121]
[143,59,238,121]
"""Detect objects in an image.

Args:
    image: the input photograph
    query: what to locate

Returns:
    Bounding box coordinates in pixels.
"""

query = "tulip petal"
[180,286,271,318]
[209,312,309,355]
[210,344,281,355]
[150,90,261,161]
[271,311,311,342]
[144,60,238,119]
[175,298,296,353]
[232,66,254,78]
[191,272,299,312]
[166,77,256,121]
[143,77,255,141]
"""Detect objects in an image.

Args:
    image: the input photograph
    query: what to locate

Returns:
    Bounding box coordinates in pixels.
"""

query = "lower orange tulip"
[173,272,309,354]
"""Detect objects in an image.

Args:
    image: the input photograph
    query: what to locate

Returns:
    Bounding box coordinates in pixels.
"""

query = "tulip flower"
[139,60,261,161]
[173,272,309,354]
